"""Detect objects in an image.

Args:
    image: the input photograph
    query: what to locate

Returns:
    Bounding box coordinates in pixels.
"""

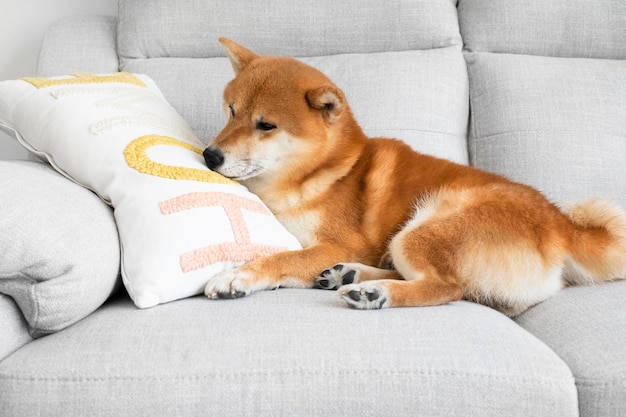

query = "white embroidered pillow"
[0,73,301,308]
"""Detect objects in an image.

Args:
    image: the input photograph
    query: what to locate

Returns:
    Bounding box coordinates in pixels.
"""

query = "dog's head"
[204,38,361,187]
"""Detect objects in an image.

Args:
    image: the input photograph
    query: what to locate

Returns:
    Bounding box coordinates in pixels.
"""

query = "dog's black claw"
[317,279,330,288]
[314,264,358,290]
[314,268,339,289]
[319,268,332,277]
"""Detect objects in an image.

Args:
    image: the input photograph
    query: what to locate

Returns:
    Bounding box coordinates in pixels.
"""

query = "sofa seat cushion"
[0,290,576,417]
[516,281,626,417]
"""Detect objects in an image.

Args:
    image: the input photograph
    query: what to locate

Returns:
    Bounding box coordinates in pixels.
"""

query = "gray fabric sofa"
[1,0,625,416]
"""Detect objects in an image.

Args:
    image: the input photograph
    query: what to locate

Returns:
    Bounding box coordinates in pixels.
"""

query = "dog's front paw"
[204,268,261,300]
[338,282,389,310]
[314,263,359,290]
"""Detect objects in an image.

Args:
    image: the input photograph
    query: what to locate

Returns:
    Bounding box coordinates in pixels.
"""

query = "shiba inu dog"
[202,38,626,315]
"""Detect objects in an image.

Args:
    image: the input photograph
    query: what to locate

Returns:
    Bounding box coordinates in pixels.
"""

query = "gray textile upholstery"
[517,281,626,417]
[0,290,577,417]
[1,0,625,416]
[0,295,32,362]
[465,53,626,208]
[459,2,626,416]
[37,16,119,77]
[118,0,469,163]
[121,49,470,163]
[458,0,626,59]
[459,0,626,209]
[0,161,121,337]
[117,0,462,59]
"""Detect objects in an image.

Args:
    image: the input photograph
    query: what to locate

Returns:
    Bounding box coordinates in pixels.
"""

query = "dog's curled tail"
[563,198,626,286]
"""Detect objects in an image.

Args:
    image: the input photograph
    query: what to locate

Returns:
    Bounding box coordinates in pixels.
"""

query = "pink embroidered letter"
[159,192,289,273]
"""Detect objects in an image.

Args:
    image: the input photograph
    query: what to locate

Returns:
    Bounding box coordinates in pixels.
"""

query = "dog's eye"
[256,121,277,131]
[228,105,235,118]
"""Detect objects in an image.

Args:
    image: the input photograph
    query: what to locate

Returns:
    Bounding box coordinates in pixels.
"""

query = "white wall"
[0,0,118,160]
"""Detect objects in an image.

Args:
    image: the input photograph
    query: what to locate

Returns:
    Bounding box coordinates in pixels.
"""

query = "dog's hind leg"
[336,251,463,310]
[336,194,465,310]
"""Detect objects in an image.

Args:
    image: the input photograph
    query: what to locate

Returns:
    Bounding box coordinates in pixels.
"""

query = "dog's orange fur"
[203,38,626,315]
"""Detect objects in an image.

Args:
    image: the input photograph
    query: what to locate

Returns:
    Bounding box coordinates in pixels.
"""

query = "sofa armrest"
[0,160,121,338]
[37,15,119,77]
[0,294,32,362]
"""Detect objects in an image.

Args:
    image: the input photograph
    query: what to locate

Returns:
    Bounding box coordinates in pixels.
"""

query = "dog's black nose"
[203,147,224,170]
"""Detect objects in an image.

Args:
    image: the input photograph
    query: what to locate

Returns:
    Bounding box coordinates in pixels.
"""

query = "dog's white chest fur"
[276,210,319,248]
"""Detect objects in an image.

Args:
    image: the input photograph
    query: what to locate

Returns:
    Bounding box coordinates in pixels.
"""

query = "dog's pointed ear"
[305,86,345,124]
[219,37,259,75]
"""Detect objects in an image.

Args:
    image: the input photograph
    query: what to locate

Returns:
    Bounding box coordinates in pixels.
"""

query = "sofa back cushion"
[117,0,461,59]
[459,0,626,208]
[116,0,470,164]
[458,0,626,59]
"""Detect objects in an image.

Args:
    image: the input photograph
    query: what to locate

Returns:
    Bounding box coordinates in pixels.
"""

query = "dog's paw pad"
[314,264,359,290]
[338,283,389,310]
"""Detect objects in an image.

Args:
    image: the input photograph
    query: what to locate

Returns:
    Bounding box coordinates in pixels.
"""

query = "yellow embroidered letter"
[21,72,146,89]
[124,135,237,185]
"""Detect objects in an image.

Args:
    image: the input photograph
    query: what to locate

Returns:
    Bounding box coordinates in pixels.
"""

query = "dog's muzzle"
[203,147,224,170]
